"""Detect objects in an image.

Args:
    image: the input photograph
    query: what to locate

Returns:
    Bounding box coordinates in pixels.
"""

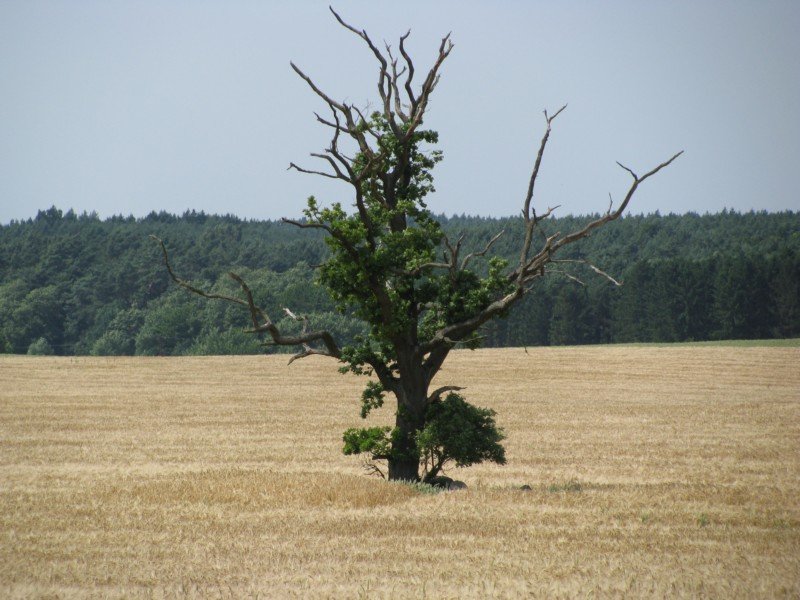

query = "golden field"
[1,346,798,598]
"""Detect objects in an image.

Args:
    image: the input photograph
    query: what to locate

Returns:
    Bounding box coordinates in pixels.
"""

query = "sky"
[1,1,799,224]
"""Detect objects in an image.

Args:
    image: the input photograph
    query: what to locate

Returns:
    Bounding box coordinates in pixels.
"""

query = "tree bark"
[387,351,428,481]
[388,454,420,482]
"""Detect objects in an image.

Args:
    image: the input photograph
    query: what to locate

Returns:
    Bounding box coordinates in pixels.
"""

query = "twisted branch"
[151,235,341,362]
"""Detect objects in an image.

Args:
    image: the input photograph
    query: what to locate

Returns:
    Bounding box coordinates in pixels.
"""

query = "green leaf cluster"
[418,256,514,348]
[342,426,393,459]
[416,393,506,482]
[303,115,446,354]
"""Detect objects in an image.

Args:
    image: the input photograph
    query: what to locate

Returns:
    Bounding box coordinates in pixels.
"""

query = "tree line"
[1,206,798,356]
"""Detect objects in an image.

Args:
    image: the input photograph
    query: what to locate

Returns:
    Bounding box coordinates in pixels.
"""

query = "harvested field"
[1,346,798,598]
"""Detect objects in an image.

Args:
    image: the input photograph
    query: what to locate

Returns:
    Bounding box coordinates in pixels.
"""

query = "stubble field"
[1,346,798,598]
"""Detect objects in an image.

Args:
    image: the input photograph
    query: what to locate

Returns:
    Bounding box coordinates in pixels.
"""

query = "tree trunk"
[388,455,420,482]
[387,402,425,481]
[387,360,428,482]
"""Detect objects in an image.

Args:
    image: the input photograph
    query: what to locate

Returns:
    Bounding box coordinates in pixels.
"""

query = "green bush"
[342,426,392,459]
[91,330,135,356]
[27,337,54,356]
[417,393,505,483]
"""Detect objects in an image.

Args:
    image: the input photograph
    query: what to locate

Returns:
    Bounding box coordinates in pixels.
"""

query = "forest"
[1,206,798,356]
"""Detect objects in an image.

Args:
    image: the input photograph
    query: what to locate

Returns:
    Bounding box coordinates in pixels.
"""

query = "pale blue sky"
[1,1,798,224]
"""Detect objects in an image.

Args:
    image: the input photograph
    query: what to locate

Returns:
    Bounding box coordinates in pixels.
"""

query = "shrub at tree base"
[416,393,505,482]
[343,393,505,482]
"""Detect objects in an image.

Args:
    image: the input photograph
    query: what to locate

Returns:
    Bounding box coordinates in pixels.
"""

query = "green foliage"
[359,381,385,418]
[90,307,144,356]
[419,256,514,349]
[1,284,65,354]
[416,393,506,482]
[91,330,134,356]
[27,337,54,356]
[302,116,521,491]
[134,292,203,356]
[0,207,798,356]
[549,285,593,346]
[305,115,447,354]
[342,426,393,459]
[187,329,262,356]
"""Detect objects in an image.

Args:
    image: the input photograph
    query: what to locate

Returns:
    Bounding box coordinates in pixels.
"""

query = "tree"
[153,8,681,482]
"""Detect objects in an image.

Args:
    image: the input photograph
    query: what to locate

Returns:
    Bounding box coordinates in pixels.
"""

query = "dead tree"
[155,8,681,482]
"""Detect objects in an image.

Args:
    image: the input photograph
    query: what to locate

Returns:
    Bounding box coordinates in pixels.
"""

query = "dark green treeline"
[1,206,798,356]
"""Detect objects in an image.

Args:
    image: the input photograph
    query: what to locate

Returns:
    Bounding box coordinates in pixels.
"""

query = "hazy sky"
[1,1,799,224]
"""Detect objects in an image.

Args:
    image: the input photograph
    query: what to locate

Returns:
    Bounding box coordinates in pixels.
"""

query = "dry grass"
[1,346,798,598]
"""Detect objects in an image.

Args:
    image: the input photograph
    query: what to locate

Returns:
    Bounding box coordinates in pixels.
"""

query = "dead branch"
[398,31,416,107]
[551,259,623,286]
[325,6,452,140]
[287,162,342,180]
[588,264,621,286]
[518,105,567,284]
[550,270,586,286]
[428,385,465,404]
[461,229,505,271]
[362,457,387,479]
[281,13,681,387]
[151,235,341,362]
[421,146,682,357]
[553,151,684,252]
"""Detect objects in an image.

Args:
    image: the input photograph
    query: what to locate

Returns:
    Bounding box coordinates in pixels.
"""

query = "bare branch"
[587,263,622,286]
[314,152,352,178]
[405,32,453,137]
[421,150,681,357]
[152,235,251,310]
[552,259,623,286]
[290,61,373,159]
[287,346,327,365]
[328,7,399,133]
[428,385,465,404]
[442,231,464,262]
[553,270,586,286]
[616,161,637,179]
[518,105,567,282]
[288,161,342,180]
[151,235,341,362]
[386,44,409,121]
[314,112,351,134]
[638,150,685,180]
[461,229,505,271]
[283,307,305,323]
[226,271,270,330]
[512,231,559,285]
[290,62,347,114]
[329,6,387,69]
[398,30,416,107]
[282,217,332,234]
[523,104,566,222]
[351,105,380,140]
[361,458,387,479]
[553,150,684,251]
[420,288,523,355]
